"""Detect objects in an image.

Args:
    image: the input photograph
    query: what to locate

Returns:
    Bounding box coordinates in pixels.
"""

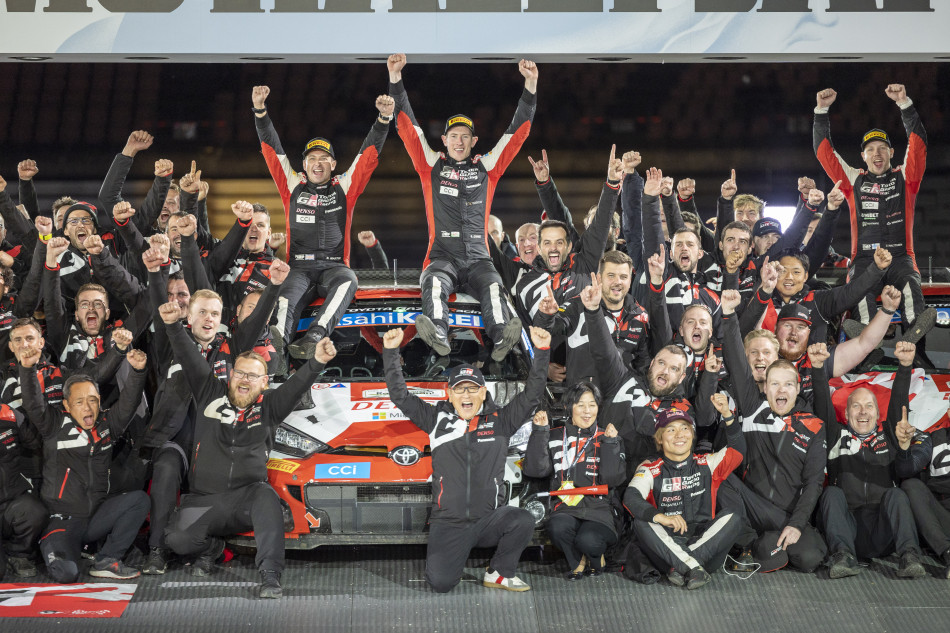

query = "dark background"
[1,60,947,269]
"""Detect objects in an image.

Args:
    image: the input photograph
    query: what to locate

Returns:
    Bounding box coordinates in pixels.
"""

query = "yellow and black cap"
[861,129,891,150]
[444,114,475,135]
[302,137,335,160]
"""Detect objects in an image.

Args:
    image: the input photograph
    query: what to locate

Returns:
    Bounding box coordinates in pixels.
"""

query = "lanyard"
[561,426,596,479]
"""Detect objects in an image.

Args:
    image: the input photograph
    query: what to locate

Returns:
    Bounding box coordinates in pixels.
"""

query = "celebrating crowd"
[0,54,946,600]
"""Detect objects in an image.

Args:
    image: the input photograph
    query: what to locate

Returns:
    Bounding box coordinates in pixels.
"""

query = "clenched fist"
[816,88,837,109]
[17,159,38,181]
[113,201,136,223]
[112,327,133,351]
[232,200,253,222]
[252,85,270,109]
[158,301,182,324]
[154,159,174,178]
[383,327,404,349]
[127,349,147,371]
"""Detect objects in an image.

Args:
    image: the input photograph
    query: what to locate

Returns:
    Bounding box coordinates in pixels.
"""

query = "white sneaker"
[483,568,531,592]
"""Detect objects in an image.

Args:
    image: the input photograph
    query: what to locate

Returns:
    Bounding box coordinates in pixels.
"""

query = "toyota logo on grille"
[390,446,422,467]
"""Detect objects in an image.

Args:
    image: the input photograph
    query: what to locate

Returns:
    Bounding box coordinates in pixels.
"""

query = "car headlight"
[523,499,547,525]
[274,425,329,458]
[507,420,532,451]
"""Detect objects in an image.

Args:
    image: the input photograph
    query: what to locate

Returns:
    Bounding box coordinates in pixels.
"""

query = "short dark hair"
[539,220,571,244]
[680,211,701,237]
[10,317,42,337]
[671,227,699,243]
[561,381,602,417]
[777,248,809,272]
[63,374,98,402]
[599,249,633,274]
[721,220,752,240]
[0,266,13,291]
[168,270,185,282]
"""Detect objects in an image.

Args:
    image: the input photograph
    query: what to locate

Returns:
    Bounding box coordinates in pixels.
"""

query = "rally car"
[231,269,548,550]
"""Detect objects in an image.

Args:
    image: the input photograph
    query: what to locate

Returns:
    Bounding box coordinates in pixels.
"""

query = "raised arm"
[472,59,538,179]
[720,290,764,417]
[813,248,889,322]
[574,150,622,273]
[522,412,554,480]
[387,55,441,173]
[497,327,551,435]
[17,160,40,220]
[620,152,644,271]
[381,327,437,433]
[253,85,300,221]
[232,260,289,355]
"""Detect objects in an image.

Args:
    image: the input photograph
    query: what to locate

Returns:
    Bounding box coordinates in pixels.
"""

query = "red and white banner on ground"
[830,370,950,432]
[0,583,136,618]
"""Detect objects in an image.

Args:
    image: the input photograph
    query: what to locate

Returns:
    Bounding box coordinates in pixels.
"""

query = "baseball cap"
[302,137,335,160]
[777,303,812,326]
[752,217,782,238]
[444,114,475,135]
[654,408,695,432]
[861,128,891,150]
[448,364,485,388]
[62,202,99,229]
[752,532,790,573]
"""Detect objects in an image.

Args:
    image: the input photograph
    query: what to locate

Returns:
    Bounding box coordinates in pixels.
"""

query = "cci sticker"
[315,463,371,479]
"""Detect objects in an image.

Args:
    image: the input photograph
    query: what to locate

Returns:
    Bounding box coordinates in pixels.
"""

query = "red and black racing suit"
[814,99,928,327]
[255,109,389,343]
[389,76,535,340]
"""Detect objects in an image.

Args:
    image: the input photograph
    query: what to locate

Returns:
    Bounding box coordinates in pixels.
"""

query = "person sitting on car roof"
[523,385,625,581]
[157,300,338,599]
[381,325,551,593]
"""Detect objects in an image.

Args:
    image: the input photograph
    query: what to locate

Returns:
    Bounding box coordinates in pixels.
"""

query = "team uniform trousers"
[901,478,950,557]
[819,485,921,559]
[0,492,47,565]
[276,263,358,343]
[633,513,740,576]
[421,258,510,339]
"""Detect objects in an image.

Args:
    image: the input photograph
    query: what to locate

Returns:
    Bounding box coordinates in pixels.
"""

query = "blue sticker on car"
[315,463,371,479]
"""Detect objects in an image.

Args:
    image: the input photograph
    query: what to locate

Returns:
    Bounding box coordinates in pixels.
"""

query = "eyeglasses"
[77,300,106,311]
[232,370,264,381]
[452,385,481,395]
[66,217,94,226]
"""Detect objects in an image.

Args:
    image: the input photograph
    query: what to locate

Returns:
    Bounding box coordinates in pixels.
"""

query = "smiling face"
[167,279,191,317]
[658,420,695,461]
[571,390,599,429]
[679,306,712,353]
[304,149,337,185]
[166,214,186,258]
[539,226,571,272]
[235,292,260,325]
[777,255,808,301]
[776,319,810,361]
[228,356,269,409]
[516,223,539,265]
[765,365,800,416]
[647,348,687,397]
[670,231,700,274]
[745,335,779,384]
[63,381,101,430]
[753,231,780,257]
[846,388,880,435]
[600,261,632,309]
[188,296,223,346]
[75,289,110,337]
[441,126,477,162]
[488,215,504,248]
[243,211,272,253]
[64,210,96,251]
[862,140,895,177]
[734,203,760,229]
[447,382,487,421]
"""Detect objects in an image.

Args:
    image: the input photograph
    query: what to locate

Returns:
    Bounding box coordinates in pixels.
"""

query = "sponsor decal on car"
[267,459,300,474]
[315,463,371,479]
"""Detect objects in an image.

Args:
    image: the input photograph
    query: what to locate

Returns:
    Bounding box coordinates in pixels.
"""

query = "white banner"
[0,0,944,61]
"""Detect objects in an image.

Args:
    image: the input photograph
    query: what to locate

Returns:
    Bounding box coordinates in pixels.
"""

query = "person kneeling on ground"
[381,325,550,593]
[624,392,745,590]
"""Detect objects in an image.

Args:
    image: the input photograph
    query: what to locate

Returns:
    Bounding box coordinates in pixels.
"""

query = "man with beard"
[159,302,334,599]
[582,279,710,473]
[775,285,904,403]
[98,130,175,236]
[50,202,121,306]
[534,251,670,387]
[139,249,289,577]
[814,84,936,347]
[814,340,930,579]
[388,54,536,361]
[254,85,392,361]
[640,169,722,335]
[511,150,621,327]
[718,289,828,574]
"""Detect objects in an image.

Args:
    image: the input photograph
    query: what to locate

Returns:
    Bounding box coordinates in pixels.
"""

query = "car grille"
[305,483,433,533]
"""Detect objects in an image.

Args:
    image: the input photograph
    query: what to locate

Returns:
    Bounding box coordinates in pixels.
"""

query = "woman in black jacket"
[524,381,626,579]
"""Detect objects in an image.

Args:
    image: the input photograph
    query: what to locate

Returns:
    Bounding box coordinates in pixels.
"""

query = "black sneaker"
[142,547,168,575]
[828,550,861,579]
[667,569,685,587]
[728,548,755,572]
[686,567,710,590]
[7,555,37,578]
[414,315,451,357]
[897,551,927,579]
[490,318,523,362]
[901,307,937,345]
[190,537,225,577]
[259,569,282,599]
[90,557,141,579]
[46,555,79,583]
[269,325,288,377]
[288,329,324,360]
